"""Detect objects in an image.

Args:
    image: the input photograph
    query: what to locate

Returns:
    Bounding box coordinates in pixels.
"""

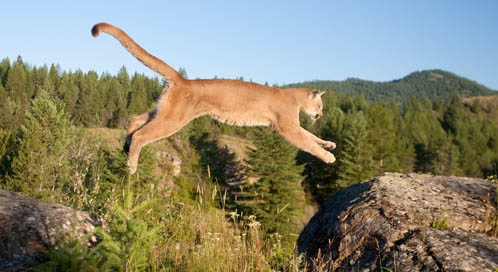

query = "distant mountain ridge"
[283,69,496,104]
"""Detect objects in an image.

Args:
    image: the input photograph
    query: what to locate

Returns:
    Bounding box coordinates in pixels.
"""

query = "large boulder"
[297,173,498,271]
[0,189,106,271]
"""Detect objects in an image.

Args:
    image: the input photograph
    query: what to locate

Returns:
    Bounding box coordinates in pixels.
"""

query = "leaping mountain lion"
[91,22,336,174]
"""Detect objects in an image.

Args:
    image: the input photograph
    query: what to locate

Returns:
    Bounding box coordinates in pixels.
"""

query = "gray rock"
[297,173,498,271]
[0,189,106,269]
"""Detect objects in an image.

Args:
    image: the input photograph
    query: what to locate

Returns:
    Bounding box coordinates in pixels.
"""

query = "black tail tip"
[91,25,99,37]
[92,25,100,37]
[91,23,105,37]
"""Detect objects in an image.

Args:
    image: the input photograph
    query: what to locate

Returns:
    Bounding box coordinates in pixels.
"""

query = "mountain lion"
[92,23,336,174]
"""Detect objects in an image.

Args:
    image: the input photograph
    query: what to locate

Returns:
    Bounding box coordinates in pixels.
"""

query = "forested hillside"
[285,69,496,104]
[1,56,497,270]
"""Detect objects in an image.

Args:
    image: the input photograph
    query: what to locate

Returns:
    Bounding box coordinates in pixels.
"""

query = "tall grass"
[129,181,302,271]
[34,176,304,271]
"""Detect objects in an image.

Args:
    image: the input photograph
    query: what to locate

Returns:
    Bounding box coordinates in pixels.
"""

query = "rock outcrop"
[297,173,498,271]
[0,189,106,271]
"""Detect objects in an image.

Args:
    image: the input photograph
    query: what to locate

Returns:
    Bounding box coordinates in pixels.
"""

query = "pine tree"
[95,176,164,272]
[0,57,10,86]
[48,63,60,91]
[454,120,485,176]
[390,112,415,173]
[32,65,47,92]
[93,73,108,127]
[337,111,375,188]
[144,76,163,102]
[117,66,131,88]
[435,136,462,176]
[5,56,29,111]
[5,90,74,201]
[238,128,304,239]
[367,103,409,174]
[74,70,99,127]
[403,98,447,173]
[128,74,149,115]
[57,71,79,118]
[107,66,132,128]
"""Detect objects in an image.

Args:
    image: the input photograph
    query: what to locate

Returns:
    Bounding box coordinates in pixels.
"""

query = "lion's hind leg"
[127,111,192,174]
[124,111,155,154]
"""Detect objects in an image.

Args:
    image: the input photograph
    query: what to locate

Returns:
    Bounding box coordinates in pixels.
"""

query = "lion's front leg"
[276,123,336,164]
[301,128,336,150]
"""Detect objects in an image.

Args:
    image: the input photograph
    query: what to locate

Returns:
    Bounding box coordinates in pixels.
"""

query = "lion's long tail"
[92,22,183,82]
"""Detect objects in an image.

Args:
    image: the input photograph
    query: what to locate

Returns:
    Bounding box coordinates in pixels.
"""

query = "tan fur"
[92,22,336,174]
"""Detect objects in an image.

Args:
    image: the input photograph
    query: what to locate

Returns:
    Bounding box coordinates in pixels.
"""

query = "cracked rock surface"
[297,173,498,271]
[0,189,106,271]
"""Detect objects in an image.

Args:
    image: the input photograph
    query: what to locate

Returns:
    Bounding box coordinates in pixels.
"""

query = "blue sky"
[3,1,498,89]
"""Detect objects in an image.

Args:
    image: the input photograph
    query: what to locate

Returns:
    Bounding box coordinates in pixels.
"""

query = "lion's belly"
[208,111,271,127]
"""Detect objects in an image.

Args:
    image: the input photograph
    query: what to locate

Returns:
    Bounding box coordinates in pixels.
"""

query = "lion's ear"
[311,89,326,98]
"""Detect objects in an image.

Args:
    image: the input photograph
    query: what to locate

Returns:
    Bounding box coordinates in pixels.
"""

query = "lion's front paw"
[323,152,336,164]
[323,141,336,150]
